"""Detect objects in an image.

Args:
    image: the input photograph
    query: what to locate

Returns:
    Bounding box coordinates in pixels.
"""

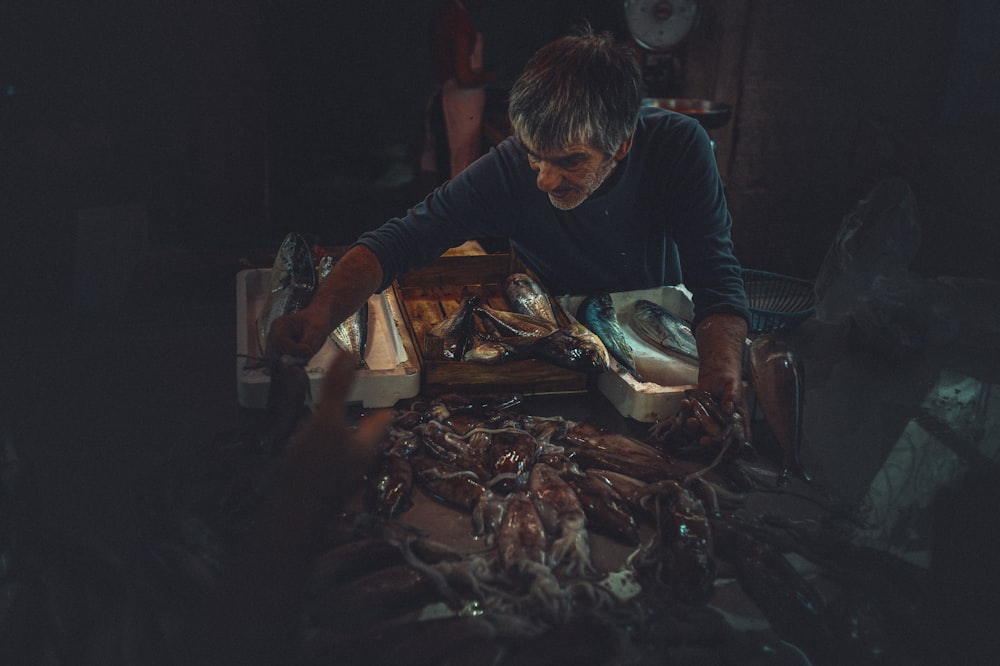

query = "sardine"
[318,255,370,367]
[329,300,369,368]
[578,292,643,380]
[631,299,699,361]
[256,232,316,356]
[504,272,558,325]
[749,333,810,484]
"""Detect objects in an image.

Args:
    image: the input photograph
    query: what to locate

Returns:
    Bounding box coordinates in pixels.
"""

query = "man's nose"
[534,162,561,192]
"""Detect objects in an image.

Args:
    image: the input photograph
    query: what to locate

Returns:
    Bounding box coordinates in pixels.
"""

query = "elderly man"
[269,29,751,425]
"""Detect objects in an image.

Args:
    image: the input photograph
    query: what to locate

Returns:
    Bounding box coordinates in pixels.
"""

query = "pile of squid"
[132,382,933,665]
[305,390,929,665]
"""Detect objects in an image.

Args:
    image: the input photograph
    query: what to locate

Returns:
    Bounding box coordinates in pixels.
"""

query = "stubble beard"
[548,158,618,211]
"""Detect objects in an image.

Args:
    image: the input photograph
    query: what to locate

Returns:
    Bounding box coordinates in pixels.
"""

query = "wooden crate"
[395,254,590,396]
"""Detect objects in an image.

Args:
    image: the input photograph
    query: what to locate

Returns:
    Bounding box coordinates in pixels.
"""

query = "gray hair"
[508,30,643,157]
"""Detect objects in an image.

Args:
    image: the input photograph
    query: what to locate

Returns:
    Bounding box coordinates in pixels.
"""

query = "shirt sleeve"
[352,146,519,293]
[660,119,750,328]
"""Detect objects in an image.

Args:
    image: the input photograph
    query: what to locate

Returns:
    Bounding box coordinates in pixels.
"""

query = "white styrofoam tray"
[561,286,700,423]
[236,268,421,409]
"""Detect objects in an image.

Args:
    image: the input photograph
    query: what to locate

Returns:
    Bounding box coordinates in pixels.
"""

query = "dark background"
[1,5,998,660]
[3,0,999,316]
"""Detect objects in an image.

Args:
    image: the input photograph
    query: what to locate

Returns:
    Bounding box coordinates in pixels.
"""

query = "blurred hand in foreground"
[285,351,392,504]
[192,352,391,666]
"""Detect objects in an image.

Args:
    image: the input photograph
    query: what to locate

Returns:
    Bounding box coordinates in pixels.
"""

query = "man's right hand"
[266,244,385,363]
[266,307,329,361]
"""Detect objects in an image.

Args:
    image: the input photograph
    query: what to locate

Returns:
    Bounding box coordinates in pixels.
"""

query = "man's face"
[522,138,632,211]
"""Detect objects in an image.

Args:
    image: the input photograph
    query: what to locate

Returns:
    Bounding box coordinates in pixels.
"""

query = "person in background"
[270,29,753,435]
[420,0,496,181]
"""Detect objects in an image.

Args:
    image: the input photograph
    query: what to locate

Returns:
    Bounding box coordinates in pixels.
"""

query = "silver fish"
[578,293,643,381]
[319,254,369,367]
[749,333,810,484]
[329,300,369,368]
[257,232,316,356]
[631,299,699,361]
[504,273,558,325]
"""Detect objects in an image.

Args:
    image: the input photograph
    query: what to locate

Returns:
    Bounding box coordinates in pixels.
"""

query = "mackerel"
[319,254,369,367]
[631,299,699,361]
[577,292,644,381]
[257,232,316,356]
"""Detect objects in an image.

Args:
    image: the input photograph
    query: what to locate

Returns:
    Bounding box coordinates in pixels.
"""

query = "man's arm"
[267,245,384,360]
[695,312,752,441]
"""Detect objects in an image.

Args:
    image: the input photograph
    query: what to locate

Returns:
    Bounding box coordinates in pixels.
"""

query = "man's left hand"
[694,313,752,442]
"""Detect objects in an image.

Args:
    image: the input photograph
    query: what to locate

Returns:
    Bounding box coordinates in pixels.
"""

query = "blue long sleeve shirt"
[355,106,749,327]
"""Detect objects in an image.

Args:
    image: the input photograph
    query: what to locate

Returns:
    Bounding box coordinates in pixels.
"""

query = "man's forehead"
[520,138,597,160]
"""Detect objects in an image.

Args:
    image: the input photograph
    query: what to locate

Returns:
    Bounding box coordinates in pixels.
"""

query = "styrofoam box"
[236,268,421,409]
[560,286,700,423]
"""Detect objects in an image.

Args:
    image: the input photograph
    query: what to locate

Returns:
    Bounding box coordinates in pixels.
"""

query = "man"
[269,30,752,427]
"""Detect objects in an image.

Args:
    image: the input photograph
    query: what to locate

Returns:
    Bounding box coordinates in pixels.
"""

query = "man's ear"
[614,134,634,161]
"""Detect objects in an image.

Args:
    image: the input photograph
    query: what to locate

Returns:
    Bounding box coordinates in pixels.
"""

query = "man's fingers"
[267,314,314,360]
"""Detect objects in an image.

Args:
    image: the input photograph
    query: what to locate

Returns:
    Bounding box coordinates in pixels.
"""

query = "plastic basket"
[741,269,816,335]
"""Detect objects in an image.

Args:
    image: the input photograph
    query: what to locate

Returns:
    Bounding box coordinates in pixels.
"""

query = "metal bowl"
[641,98,733,130]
